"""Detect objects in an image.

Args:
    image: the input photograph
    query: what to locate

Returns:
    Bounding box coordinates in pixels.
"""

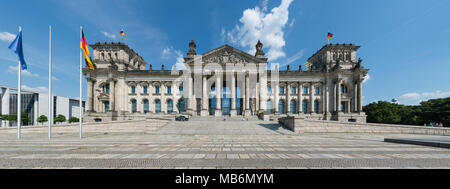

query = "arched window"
[266,100,273,114]
[340,84,348,94]
[167,99,173,113]
[314,100,319,113]
[280,86,285,95]
[143,86,148,94]
[143,99,149,113]
[131,99,137,113]
[278,100,285,114]
[290,100,296,114]
[291,86,297,95]
[302,100,308,113]
[155,99,161,113]
[178,98,186,113]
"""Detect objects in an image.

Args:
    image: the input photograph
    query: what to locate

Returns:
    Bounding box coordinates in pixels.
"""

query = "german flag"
[327,32,334,40]
[120,30,125,39]
[80,29,95,70]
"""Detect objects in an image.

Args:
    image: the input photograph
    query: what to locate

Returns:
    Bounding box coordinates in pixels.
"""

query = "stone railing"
[279,116,450,136]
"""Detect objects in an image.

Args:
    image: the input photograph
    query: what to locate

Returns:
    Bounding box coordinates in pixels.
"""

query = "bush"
[37,115,48,125]
[54,114,66,124]
[68,117,80,123]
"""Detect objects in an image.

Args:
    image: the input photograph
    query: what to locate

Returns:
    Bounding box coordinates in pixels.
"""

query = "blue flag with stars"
[8,28,27,70]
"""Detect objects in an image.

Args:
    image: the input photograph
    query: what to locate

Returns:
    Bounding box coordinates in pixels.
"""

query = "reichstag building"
[83,40,368,123]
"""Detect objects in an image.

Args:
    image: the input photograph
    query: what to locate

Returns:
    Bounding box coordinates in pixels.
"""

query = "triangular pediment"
[186,45,267,64]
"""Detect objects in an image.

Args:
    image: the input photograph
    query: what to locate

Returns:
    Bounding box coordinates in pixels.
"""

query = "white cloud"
[101,31,117,39]
[289,18,295,27]
[0,32,16,42]
[398,90,450,105]
[161,46,186,70]
[226,0,294,61]
[22,85,49,94]
[363,74,370,84]
[280,49,304,68]
[7,65,40,78]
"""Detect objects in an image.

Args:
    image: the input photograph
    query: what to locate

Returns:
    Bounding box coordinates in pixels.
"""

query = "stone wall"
[279,116,450,136]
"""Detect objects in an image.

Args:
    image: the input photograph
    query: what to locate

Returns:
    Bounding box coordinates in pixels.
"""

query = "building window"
[155,99,161,113]
[167,99,173,113]
[266,100,272,114]
[340,84,348,94]
[179,86,183,93]
[315,87,320,95]
[131,86,136,94]
[302,100,308,113]
[143,86,148,94]
[278,100,285,114]
[143,99,149,113]
[155,86,160,94]
[268,87,272,94]
[178,98,186,113]
[131,99,137,113]
[102,84,110,94]
[291,87,297,95]
[303,87,309,94]
[314,100,319,113]
[290,100,296,114]
[104,101,110,112]
[167,86,172,94]
[280,86,285,95]
[340,101,346,112]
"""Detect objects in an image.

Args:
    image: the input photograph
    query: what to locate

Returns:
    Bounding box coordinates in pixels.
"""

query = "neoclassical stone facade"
[83,40,368,123]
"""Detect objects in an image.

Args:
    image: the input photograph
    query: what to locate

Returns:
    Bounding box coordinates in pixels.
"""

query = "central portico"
[83,40,368,123]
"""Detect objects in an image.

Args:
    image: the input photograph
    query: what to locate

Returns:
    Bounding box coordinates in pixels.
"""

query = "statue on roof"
[255,40,265,57]
[187,40,197,56]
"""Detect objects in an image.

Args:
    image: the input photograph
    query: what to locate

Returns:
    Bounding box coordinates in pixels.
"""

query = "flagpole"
[48,25,52,139]
[17,26,22,140]
[79,26,83,139]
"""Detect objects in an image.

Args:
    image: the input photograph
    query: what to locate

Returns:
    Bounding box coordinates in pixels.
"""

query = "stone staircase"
[190,116,260,121]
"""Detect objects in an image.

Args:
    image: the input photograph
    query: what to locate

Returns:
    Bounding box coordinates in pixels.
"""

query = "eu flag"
[8,28,27,70]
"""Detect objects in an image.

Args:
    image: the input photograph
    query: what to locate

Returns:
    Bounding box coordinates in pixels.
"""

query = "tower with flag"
[120,29,125,39]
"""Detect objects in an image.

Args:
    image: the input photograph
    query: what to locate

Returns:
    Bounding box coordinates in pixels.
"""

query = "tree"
[363,101,403,124]
[0,114,8,126]
[68,117,80,123]
[420,97,450,127]
[5,112,30,126]
[37,115,48,125]
[54,114,66,124]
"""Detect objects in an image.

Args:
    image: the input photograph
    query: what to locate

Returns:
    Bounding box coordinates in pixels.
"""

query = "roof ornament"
[255,40,265,58]
[187,40,197,56]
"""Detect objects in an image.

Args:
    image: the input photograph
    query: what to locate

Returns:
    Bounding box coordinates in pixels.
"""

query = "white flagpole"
[79,26,83,139]
[17,26,22,140]
[48,25,52,139]
[17,26,22,139]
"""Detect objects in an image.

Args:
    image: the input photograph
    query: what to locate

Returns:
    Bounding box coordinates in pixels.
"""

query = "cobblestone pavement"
[0,120,449,169]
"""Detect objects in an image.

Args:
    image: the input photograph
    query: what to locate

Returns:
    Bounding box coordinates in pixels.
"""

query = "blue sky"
[0,0,449,105]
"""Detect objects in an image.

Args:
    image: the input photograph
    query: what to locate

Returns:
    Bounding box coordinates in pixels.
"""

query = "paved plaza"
[0,120,449,169]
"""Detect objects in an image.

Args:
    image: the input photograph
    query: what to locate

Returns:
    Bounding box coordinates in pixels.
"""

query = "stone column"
[215,73,222,116]
[358,81,363,112]
[298,82,303,114]
[244,73,251,116]
[230,72,237,116]
[337,80,341,112]
[87,79,94,112]
[109,79,115,112]
[274,82,279,114]
[201,75,208,116]
[309,83,314,113]
[353,82,358,112]
[259,73,267,113]
[188,74,194,114]
[286,83,291,114]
